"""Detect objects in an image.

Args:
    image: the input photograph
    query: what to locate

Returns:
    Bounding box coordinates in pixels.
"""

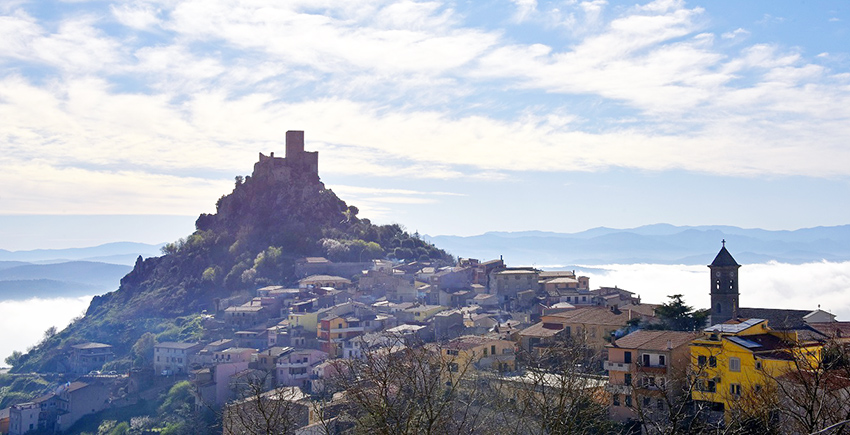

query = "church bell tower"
[709,240,740,326]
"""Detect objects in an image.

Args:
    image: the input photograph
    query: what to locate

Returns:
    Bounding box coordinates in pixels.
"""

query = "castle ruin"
[253,130,319,181]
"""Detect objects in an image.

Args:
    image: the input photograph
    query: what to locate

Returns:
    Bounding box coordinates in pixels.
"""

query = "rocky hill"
[12,133,452,373]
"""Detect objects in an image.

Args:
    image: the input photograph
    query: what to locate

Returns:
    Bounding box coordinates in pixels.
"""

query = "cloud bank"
[0,0,849,215]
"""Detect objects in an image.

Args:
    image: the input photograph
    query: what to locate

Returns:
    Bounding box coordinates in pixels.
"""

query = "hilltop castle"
[253,130,319,181]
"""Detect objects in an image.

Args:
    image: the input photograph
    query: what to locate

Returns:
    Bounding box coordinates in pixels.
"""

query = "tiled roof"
[156,342,202,350]
[519,322,565,338]
[806,322,850,339]
[738,308,812,329]
[446,335,504,350]
[546,307,636,326]
[612,330,698,350]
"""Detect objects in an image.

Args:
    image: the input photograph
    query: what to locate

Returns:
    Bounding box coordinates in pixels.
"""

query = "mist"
[0,296,92,362]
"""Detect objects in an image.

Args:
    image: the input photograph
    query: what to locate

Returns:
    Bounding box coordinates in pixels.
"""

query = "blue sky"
[1,0,849,249]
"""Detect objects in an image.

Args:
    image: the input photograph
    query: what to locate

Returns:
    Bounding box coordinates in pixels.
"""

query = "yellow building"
[690,318,822,419]
[288,312,321,333]
[439,335,517,378]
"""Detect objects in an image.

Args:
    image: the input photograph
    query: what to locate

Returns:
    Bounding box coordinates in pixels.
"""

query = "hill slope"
[13,149,451,373]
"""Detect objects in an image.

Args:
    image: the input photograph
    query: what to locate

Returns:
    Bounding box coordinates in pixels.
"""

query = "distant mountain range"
[0,243,160,300]
[424,224,850,267]
[0,242,164,265]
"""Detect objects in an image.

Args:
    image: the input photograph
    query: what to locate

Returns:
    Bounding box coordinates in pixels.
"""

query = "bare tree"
[221,370,312,435]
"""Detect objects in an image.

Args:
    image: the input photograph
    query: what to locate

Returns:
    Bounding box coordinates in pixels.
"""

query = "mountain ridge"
[425,224,850,266]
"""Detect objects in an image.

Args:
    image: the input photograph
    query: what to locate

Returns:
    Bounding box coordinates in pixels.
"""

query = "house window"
[624,351,632,364]
[729,357,741,372]
[624,373,632,386]
[643,354,651,367]
[709,356,717,367]
[755,360,762,370]
[730,383,742,397]
[491,345,496,355]
[625,395,632,407]
[613,394,620,406]
[659,355,665,366]
[643,397,651,408]
[698,355,706,366]
[657,399,665,411]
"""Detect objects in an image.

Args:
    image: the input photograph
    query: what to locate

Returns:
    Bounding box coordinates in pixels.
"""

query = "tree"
[4,350,23,367]
[221,371,311,435]
[653,294,709,331]
[131,332,156,368]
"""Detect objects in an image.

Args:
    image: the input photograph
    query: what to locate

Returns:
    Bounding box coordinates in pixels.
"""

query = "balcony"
[604,383,633,395]
[604,361,633,372]
[637,365,668,374]
[329,326,365,334]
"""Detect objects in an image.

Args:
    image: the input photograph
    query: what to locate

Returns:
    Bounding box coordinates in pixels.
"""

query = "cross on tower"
[721,239,726,247]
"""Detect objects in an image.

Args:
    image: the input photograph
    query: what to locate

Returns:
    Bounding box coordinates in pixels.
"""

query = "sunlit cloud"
[0,296,92,362]
[580,261,850,321]
[0,0,849,216]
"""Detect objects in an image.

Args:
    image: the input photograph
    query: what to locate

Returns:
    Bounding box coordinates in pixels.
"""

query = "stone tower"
[708,240,741,326]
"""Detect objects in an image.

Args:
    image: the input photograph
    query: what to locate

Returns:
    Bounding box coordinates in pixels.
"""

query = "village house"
[690,318,823,422]
[318,316,365,357]
[440,335,517,377]
[223,304,267,329]
[276,349,328,388]
[540,306,651,351]
[69,342,114,374]
[605,330,699,423]
[491,268,540,304]
[298,274,352,290]
[213,347,257,365]
[154,342,203,375]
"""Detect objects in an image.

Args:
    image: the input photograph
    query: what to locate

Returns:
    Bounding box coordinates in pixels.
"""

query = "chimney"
[667,339,673,350]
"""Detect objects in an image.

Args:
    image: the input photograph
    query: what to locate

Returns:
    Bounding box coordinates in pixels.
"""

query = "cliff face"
[13,140,452,373]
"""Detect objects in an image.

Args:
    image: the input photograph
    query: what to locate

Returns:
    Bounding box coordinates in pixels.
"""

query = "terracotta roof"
[806,322,850,339]
[446,335,506,350]
[738,308,812,329]
[612,330,698,350]
[519,322,565,338]
[155,342,202,350]
[546,307,641,326]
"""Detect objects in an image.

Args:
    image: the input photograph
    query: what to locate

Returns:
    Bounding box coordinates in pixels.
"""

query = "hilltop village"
[2,135,848,434]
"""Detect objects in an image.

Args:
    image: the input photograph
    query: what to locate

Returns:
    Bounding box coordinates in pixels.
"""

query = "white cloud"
[581,261,850,321]
[721,27,749,39]
[0,296,92,362]
[1,0,850,215]
[510,0,538,22]
[111,2,161,30]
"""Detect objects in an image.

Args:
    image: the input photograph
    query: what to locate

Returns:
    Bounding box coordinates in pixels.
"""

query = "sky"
[1,0,850,250]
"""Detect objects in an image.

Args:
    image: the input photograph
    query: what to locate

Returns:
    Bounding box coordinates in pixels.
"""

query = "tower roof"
[709,241,740,267]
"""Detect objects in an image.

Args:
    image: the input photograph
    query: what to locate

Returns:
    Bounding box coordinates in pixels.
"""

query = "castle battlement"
[254,130,319,179]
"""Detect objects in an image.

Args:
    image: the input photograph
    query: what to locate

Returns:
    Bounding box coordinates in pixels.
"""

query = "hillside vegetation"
[12,156,451,373]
